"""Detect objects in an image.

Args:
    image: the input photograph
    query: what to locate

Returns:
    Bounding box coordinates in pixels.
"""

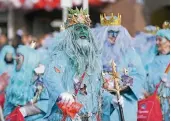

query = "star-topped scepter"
[107,60,125,121]
[31,65,45,104]
[107,60,120,94]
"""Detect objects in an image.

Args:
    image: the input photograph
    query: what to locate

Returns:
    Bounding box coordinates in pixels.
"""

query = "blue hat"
[156,29,170,41]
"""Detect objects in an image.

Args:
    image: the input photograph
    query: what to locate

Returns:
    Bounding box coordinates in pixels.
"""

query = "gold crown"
[65,8,91,28]
[162,21,170,29]
[144,26,160,35]
[100,13,121,26]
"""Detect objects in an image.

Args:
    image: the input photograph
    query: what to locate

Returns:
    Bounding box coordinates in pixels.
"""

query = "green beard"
[58,23,101,74]
[71,38,93,74]
[75,38,91,56]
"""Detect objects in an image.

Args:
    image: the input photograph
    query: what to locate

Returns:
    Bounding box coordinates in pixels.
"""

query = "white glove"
[161,73,168,83]
[58,92,75,106]
[112,95,124,108]
[19,105,41,117]
[19,107,27,117]
[103,73,114,89]
[34,64,45,74]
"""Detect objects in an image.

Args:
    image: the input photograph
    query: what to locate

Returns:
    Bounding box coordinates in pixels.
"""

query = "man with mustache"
[43,8,103,121]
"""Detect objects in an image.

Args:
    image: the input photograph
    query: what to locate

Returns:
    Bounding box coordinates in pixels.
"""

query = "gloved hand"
[103,73,114,89]
[161,73,168,83]
[19,107,27,117]
[19,105,41,117]
[57,92,75,107]
[112,95,124,108]
[34,64,45,75]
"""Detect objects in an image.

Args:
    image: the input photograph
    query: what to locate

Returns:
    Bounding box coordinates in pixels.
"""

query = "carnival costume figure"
[4,43,49,121]
[144,29,170,121]
[43,8,103,121]
[93,13,146,121]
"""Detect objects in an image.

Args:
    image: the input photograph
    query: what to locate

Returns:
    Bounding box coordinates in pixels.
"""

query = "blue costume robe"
[37,47,50,66]
[103,46,146,121]
[43,26,103,121]
[36,35,57,66]
[144,29,170,121]
[93,25,146,121]
[145,54,170,121]
[4,45,49,121]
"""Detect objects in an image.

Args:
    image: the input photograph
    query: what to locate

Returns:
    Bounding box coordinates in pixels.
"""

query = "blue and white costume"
[145,29,170,121]
[4,45,49,121]
[93,24,146,121]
